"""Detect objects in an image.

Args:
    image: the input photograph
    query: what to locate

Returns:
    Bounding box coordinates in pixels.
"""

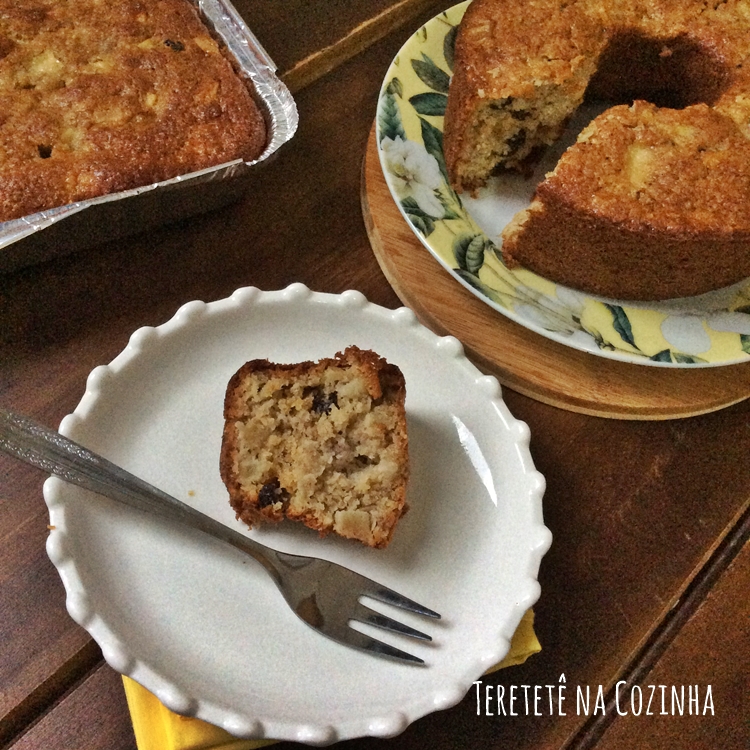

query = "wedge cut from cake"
[501,102,750,300]
[220,346,409,548]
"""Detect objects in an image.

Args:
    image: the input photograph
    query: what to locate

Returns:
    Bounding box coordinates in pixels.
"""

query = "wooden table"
[1,2,748,748]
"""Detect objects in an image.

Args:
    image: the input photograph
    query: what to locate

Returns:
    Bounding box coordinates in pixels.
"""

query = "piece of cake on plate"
[220,346,409,548]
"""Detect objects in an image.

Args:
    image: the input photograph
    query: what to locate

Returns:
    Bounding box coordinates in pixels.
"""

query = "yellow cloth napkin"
[123,609,540,750]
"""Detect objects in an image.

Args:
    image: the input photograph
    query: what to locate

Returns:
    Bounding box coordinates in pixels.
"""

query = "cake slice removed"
[219,346,409,548]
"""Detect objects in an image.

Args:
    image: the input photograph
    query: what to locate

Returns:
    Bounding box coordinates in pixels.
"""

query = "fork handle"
[0,407,284,580]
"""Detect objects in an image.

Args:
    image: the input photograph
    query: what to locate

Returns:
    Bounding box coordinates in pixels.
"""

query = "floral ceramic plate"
[375,1,750,368]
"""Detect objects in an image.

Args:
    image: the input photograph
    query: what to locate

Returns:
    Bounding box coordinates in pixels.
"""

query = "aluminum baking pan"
[0,0,298,273]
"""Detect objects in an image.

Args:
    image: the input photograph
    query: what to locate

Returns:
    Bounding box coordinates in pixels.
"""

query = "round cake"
[443,0,750,300]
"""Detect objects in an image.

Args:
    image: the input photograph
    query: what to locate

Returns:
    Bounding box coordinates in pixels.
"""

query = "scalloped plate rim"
[42,283,551,744]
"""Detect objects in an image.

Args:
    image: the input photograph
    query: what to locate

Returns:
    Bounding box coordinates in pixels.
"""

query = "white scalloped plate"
[43,284,550,745]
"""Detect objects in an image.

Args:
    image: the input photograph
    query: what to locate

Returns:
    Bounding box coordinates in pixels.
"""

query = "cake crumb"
[219,346,409,548]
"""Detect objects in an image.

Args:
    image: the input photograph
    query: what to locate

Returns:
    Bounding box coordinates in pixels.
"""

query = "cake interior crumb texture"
[220,347,409,549]
[0,0,267,222]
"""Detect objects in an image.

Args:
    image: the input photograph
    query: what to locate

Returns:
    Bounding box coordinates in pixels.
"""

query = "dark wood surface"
[1,1,748,748]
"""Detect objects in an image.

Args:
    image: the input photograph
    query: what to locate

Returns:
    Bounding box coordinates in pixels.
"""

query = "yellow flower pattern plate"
[376,1,750,368]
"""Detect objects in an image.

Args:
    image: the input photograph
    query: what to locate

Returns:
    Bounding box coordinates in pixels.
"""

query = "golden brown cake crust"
[445,0,750,191]
[0,0,267,222]
[501,101,750,299]
[444,0,750,299]
[220,347,409,549]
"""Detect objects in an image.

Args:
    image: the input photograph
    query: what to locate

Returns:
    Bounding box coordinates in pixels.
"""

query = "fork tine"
[353,601,432,641]
[360,583,441,619]
[340,625,426,665]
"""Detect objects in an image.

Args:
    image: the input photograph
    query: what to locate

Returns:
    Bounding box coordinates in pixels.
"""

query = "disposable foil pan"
[0,0,298,273]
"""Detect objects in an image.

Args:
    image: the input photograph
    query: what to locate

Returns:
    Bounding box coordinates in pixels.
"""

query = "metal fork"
[0,407,440,664]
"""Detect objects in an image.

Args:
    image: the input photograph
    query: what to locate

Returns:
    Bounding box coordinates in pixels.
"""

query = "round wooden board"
[361,126,750,420]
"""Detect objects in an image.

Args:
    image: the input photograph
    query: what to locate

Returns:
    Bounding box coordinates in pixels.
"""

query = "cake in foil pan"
[0,0,298,272]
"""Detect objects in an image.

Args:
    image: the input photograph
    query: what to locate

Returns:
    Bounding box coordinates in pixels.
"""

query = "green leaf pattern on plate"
[411,54,451,93]
[378,80,406,143]
[605,304,637,348]
[419,117,449,181]
[378,36,465,238]
[376,1,750,366]
[409,92,448,117]
[607,302,709,364]
[443,24,458,71]
[454,234,486,276]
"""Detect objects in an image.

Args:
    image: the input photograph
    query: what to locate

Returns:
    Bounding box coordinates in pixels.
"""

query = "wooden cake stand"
[361,126,750,420]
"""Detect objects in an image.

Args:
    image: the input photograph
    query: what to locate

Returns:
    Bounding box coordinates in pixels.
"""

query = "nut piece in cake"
[219,347,409,548]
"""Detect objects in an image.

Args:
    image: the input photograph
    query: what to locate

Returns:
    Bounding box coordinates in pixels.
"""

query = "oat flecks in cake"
[0,0,267,222]
[219,347,409,549]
